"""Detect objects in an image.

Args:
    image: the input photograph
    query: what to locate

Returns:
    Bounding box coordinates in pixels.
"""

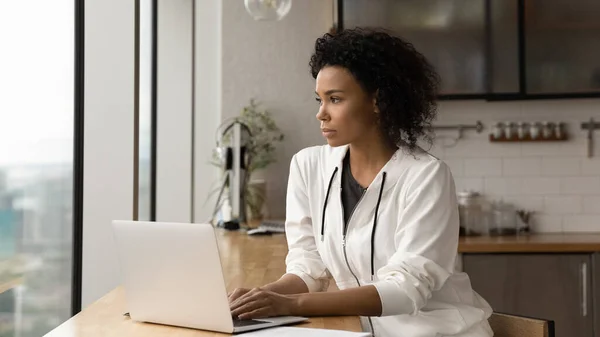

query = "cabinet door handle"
[581,262,588,317]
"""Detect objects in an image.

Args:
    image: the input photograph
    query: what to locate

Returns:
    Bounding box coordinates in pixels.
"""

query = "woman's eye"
[330,97,341,103]
[315,97,322,105]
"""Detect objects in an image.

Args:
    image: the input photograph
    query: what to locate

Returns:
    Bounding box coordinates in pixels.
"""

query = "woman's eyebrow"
[315,89,345,95]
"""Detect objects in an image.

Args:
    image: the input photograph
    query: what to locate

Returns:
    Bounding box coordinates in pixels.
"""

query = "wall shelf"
[489,134,568,142]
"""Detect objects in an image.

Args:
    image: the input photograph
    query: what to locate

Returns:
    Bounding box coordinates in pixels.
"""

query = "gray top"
[341,151,367,227]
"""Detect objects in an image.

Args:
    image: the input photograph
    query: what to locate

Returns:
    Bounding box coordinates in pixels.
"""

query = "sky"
[0,0,153,168]
[0,1,74,167]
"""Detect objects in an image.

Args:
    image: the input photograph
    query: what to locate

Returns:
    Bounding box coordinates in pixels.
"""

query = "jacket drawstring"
[320,167,388,281]
[371,171,386,280]
[321,167,338,241]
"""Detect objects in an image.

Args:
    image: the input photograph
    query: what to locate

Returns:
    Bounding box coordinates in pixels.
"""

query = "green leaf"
[233,98,285,175]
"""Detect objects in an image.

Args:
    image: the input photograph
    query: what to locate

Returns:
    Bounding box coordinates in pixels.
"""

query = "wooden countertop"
[45,230,361,337]
[459,233,600,253]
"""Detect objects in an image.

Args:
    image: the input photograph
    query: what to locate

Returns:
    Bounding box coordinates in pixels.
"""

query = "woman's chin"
[325,139,348,147]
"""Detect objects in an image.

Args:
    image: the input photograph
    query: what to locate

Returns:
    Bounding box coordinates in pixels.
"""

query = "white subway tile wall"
[541,157,581,176]
[543,196,583,215]
[531,215,564,233]
[561,177,600,195]
[454,177,485,192]
[508,197,544,212]
[582,159,600,176]
[562,215,600,232]
[443,158,465,177]
[522,177,562,195]
[484,177,523,196]
[464,158,503,177]
[502,158,542,176]
[583,196,600,214]
[434,99,600,232]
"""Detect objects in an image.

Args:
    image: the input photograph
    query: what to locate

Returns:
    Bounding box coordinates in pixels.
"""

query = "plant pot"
[245,179,267,227]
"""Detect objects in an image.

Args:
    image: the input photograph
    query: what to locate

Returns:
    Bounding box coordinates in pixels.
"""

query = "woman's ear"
[372,89,379,114]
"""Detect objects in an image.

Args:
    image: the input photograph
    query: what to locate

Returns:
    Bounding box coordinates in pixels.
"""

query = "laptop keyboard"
[259,220,286,233]
[233,319,268,327]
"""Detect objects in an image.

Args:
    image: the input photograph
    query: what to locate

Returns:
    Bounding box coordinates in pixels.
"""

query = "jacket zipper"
[341,187,364,286]
[340,187,375,335]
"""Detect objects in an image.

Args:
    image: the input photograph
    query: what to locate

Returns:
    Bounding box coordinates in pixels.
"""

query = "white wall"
[82,0,135,307]
[156,0,194,223]
[193,0,222,223]
[221,0,333,219]
[433,99,600,233]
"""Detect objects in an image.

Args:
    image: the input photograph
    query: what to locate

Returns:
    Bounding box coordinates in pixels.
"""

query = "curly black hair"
[309,28,440,152]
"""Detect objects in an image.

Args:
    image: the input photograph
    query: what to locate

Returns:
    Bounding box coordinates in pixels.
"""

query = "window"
[138,0,155,221]
[0,1,80,336]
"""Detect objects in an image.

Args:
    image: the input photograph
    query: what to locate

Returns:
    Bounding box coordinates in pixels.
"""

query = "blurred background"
[1,0,600,336]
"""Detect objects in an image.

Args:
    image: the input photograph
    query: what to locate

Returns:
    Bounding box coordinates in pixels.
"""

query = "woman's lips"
[321,129,336,138]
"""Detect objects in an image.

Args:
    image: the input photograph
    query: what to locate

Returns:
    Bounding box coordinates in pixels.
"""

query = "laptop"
[111,220,308,333]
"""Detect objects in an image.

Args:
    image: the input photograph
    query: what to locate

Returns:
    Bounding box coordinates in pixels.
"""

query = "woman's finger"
[228,288,247,303]
[230,289,264,311]
[238,307,270,320]
[231,292,265,313]
[231,288,257,302]
[230,294,251,311]
[231,298,268,318]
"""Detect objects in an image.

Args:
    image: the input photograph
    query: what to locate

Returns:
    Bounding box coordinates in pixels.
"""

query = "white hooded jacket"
[284,145,494,337]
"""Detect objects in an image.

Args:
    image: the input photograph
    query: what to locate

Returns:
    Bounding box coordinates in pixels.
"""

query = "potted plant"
[210,99,284,226]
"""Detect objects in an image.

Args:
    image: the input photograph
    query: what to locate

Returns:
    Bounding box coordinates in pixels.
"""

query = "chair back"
[489,312,554,337]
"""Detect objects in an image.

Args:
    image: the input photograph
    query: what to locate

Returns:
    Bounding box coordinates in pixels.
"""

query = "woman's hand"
[228,287,251,304]
[230,287,300,320]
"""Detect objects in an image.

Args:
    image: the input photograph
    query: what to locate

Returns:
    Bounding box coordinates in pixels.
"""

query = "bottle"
[221,199,232,222]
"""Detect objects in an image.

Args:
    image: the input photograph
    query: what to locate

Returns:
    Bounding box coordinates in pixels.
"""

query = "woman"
[229,28,493,337]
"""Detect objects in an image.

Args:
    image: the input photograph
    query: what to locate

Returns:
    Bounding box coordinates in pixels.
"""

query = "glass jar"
[541,121,552,139]
[554,122,564,139]
[516,122,526,139]
[490,201,518,236]
[504,122,514,140]
[493,122,504,139]
[457,191,483,236]
[530,122,541,139]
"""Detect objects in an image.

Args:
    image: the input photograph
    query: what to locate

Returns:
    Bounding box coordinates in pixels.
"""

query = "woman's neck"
[348,132,397,187]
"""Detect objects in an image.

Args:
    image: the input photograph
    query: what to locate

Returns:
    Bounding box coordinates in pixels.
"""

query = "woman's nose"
[316,106,329,122]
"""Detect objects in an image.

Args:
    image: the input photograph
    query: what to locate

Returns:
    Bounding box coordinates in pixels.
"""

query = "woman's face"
[315,66,378,147]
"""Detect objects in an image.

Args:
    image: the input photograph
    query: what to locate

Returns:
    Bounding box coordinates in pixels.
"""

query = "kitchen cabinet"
[341,0,518,97]
[463,253,594,337]
[524,0,600,94]
[339,0,600,99]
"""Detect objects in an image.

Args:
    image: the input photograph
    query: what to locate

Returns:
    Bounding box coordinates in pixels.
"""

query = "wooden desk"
[46,230,361,336]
